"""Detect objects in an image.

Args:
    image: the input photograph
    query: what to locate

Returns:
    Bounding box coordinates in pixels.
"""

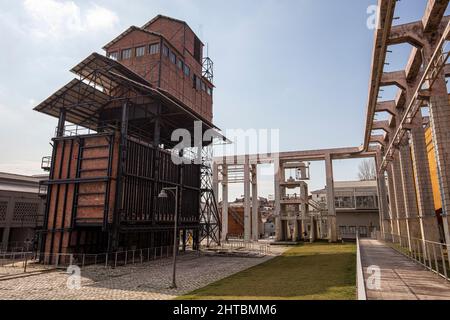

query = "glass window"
[339,226,347,235]
[108,52,118,60]
[121,48,132,60]
[162,44,169,57]
[184,64,190,77]
[169,51,176,64]
[356,196,376,209]
[177,58,183,70]
[136,46,145,57]
[149,43,160,55]
[334,196,354,208]
[201,81,206,92]
[207,87,212,96]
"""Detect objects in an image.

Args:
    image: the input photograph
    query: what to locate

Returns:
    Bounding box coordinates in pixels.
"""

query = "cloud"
[23,0,119,39]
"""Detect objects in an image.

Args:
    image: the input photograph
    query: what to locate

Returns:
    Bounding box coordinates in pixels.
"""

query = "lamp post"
[158,186,179,289]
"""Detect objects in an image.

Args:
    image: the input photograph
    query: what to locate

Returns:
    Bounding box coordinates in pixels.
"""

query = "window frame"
[149,43,160,55]
[108,51,119,60]
[169,50,176,64]
[121,48,132,60]
[136,46,146,57]
[184,64,190,77]
[162,44,169,57]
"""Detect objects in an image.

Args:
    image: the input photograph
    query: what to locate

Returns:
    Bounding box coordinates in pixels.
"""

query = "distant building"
[0,172,47,251]
[311,180,380,239]
[219,197,274,239]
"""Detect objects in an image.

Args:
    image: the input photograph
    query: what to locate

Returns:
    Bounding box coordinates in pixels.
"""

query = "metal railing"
[378,232,450,281]
[0,245,186,275]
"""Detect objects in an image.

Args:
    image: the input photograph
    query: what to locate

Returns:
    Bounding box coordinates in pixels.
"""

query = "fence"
[0,241,34,253]
[377,232,450,281]
[0,245,184,275]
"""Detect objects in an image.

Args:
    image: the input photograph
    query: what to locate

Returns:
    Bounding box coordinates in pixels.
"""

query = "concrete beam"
[422,0,449,33]
[370,135,387,146]
[380,71,407,90]
[376,100,397,115]
[388,21,426,48]
[373,120,391,132]
[214,146,377,165]
[405,47,423,81]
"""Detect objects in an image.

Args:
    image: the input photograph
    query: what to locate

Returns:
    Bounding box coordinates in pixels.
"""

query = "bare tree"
[358,159,376,181]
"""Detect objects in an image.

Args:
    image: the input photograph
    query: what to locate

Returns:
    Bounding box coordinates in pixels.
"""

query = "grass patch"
[180,242,356,300]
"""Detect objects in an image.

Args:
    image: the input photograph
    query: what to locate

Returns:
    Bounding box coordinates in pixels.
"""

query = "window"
[177,58,183,70]
[121,48,132,60]
[339,226,347,235]
[149,43,160,55]
[207,87,212,96]
[201,81,206,92]
[193,74,201,90]
[334,196,354,208]
[356,196,376,209]
[162,44,169,57]
[108,52,119,60]
[169,51,176,64]
[136,46,145,57]
[184,64,190,77]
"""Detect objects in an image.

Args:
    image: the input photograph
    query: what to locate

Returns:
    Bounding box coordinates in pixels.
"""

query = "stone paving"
[360,239,450,300]
[0,247,287,300]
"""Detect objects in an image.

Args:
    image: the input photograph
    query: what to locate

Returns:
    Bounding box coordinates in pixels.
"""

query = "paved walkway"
[0,247,287,300]
[360,239,450,300]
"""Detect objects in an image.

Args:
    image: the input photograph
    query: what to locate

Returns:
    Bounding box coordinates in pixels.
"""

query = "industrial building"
[34,15,222,257]
[311,180,380,240]
[0,172,46,251]
[26,0,450,265]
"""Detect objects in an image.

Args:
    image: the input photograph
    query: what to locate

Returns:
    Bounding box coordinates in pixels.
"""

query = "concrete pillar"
[251,164,259,241]
[325,154,337,242]
[375,152,390,235]
[399,143,418,251]
[221,165,228,242]
[244,156,251,241]
[212,162,219,202]
[410,125,440,244]
[391,157,407,244]
[274,160,283,241]
[386,166,397,239]
[427,77,450,248]
[422,42,450,251]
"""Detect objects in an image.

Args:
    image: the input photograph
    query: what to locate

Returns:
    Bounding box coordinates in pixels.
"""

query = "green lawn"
[180,242,356,300]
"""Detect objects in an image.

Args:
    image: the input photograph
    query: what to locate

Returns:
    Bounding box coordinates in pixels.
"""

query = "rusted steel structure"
[34,16,222,256]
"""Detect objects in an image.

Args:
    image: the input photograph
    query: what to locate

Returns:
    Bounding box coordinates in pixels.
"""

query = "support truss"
[199,146,221,246]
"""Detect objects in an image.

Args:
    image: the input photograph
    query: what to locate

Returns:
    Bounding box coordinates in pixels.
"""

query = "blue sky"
[0,0,442,199]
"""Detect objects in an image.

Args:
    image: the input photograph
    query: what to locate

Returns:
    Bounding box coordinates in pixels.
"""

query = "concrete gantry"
[213,147,376,243]
[363,0,450,250]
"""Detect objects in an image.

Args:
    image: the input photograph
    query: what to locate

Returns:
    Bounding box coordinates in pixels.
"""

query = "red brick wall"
[106,17,213,121]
